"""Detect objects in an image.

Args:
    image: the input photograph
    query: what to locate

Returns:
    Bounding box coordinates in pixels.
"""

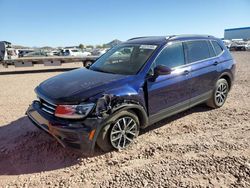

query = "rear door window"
[184,41,211,63]
[212,41,223,55]
[207,41,216,57]
[154,42,185,68]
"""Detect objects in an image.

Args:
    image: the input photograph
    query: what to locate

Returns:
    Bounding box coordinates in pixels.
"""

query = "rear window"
[207,41,216,57]
[212,41,223,55]
[184,41,211,63]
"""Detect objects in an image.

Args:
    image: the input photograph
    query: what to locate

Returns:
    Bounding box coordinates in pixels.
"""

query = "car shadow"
[0,116,105,175]
[141,103,213,134]
[0,104,212,175]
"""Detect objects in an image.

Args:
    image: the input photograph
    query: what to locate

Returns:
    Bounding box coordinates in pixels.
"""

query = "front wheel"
[96,111,139,152]
[206,78,229,108]
[84,61,93,67]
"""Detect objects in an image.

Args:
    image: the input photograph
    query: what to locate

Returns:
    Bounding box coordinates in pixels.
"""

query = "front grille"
[39,97,57,115]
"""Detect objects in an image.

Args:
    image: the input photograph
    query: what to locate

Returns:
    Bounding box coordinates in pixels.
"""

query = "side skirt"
[147,90,212,126]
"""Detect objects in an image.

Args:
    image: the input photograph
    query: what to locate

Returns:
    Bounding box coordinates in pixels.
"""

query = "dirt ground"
[0,52,249,188]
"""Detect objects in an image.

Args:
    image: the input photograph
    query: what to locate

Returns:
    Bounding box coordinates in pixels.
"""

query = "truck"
[0,41,18,61]
[0,41,98,68]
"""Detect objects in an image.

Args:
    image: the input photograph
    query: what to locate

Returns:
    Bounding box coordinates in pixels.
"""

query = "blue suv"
[26,35,235,153]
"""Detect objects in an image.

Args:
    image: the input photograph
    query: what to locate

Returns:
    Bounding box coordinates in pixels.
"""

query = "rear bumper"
[26,101,103,154]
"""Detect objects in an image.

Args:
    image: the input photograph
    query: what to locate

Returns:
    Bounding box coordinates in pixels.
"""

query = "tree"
[86,45,94,49]
[96,45,103,48]
[79,44,85,49]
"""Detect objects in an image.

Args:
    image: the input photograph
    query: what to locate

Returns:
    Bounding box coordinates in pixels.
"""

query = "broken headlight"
[55,103,95,119]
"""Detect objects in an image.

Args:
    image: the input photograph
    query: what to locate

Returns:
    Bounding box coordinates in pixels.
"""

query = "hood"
[36,68,130,104]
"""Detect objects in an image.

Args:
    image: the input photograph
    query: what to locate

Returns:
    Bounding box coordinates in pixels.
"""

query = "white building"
[224,27,250,40]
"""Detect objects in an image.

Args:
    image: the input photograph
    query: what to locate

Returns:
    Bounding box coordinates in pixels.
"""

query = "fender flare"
[218,71,233,90]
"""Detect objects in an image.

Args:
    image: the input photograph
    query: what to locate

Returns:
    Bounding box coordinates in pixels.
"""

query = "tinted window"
[185,41,210,63]
[212,41,223,55]
[154,42,185,68]
[207,41,216,57]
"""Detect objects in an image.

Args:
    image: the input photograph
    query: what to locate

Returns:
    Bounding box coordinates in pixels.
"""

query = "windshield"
[89,44,157,75]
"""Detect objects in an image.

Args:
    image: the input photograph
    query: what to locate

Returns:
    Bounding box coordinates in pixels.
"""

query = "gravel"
[0,52,249,187]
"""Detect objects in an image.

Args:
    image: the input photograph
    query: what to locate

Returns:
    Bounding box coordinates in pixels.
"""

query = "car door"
[147,41,192,123]
[183,40,221,102]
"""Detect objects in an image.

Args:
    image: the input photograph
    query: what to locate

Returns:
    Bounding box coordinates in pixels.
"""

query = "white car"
[246,42,250,50]
[64,48,91,57]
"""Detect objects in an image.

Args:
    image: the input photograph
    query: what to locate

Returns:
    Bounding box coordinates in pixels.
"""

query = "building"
[224,27,250,40]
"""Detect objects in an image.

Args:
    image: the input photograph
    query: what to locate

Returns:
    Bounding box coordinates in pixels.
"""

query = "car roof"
[124,35,217,45]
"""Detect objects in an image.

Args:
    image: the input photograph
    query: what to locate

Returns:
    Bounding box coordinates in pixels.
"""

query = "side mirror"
[154,65,171,76]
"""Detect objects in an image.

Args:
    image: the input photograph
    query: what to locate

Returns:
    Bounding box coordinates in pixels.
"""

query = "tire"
[206,78,229,108]
[96,110,140,152]
[84,61,92,67]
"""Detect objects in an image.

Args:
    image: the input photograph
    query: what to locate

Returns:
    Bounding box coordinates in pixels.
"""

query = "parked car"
[229,39,248,51]
[245,41,250,50]
[222,40,232,49]
[18,49,35,57]
[0,41,19,60]
[91,48,109,56]
[46,50,60,56]
[63,48,91,57]
[26,35,235,154]
[23,50,48,57]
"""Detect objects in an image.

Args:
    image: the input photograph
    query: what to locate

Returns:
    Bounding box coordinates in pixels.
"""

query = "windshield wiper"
[90,67,116,74]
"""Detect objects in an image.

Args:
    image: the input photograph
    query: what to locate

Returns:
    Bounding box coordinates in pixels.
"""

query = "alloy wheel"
[215,82,228,106]
[110,116,138,149]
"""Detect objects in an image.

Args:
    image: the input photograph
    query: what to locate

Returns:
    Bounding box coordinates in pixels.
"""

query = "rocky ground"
[0,52,249,187]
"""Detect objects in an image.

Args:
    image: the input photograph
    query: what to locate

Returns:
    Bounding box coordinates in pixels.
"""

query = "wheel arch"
[111,104,149,129]
[219,72,232,90]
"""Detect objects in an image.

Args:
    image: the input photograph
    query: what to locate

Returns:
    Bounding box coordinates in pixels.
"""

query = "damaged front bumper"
[26,101,103,154]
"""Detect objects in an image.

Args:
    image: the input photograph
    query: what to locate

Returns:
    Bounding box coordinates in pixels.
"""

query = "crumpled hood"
[36,68,130,104]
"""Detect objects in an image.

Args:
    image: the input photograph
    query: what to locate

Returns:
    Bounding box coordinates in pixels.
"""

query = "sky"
[0,0,249,47]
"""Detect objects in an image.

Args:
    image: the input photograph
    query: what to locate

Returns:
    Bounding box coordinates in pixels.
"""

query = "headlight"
[55,103,95,119]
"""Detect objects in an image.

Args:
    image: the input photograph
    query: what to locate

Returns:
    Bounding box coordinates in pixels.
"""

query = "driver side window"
[154,42,185,69]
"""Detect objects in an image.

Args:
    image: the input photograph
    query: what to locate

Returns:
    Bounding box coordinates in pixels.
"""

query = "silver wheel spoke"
[123,118,126,128]
[220,95,224,102]
[122,136,126,148]
[117,121,122,131]
[111,130,121,135]
[221,93,225,99]
[222,84,227,91]
[112,134,122,142]
[126,130,136,136]
[118,136,122,148]
[128,123,136,131]
[127,119,133,127]
[125,135,133,143]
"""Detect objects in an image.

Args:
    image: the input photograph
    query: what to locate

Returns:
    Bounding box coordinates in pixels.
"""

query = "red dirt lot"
[0,52,249,187]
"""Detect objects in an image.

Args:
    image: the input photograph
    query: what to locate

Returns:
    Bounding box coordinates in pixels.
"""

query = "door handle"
[213,61,219,66]
[183,70,190,75]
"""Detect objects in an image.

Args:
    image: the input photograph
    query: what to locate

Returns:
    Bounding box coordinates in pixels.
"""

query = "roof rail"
[128,35,176,41]
[165,35,176,40]
[127,37,149,41]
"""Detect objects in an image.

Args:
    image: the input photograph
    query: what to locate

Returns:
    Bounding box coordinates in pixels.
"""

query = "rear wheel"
[96,111,139,152]
[206,78,229,108]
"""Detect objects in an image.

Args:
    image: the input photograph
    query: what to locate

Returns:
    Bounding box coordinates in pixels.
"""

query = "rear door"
[183,40,221,102]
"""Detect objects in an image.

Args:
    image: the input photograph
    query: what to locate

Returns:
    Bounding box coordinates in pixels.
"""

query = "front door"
[147,42,192,123]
